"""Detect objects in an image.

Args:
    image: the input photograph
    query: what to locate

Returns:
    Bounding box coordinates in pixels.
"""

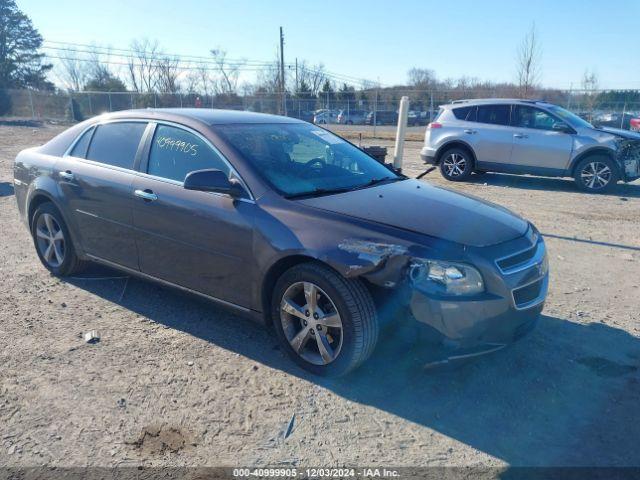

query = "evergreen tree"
[0,0,53,89]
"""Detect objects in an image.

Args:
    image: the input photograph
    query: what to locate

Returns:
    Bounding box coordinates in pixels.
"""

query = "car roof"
[101,108,304,125]
[443,98,556,108]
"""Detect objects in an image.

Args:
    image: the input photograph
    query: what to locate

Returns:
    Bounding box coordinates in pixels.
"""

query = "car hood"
[596,126,640,140]
[297,179,529,247]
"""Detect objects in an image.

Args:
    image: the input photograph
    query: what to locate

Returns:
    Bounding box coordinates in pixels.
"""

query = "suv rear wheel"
[439,147,474,181]
[574,156,618,193]
[271,263,378,377]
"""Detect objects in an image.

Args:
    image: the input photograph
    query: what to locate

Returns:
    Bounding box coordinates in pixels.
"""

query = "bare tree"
[210,48,244,95]
[55,48,89,91]
[298,61,327,96]
[254,58,281,94]
[516,23,541,98]
[127,38,161,92]
[581,69,600,121]
[86,47,115,85]
[407,68,436,90]
[156,55,181,94]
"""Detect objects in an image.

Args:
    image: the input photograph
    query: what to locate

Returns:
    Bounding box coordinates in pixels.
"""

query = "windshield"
[216,123,401,197]
[547,105,593,129]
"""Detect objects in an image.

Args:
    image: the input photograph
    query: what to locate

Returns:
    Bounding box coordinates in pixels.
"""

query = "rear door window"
[147,124,230,183]
[476,105,511,126]
[86,122,147,169]
[452,106,477,121]
[69,127,94,158]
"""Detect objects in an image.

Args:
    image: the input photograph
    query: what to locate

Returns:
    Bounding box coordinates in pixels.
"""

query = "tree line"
[1,0,638,118]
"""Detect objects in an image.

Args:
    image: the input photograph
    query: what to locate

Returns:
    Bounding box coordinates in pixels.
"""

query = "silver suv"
[420,99,640,192]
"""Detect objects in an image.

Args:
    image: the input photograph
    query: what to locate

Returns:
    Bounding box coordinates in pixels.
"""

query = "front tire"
[31,202,86,276]
[439,147,474,181]
[271,263,378,377]
[573,156,618,193]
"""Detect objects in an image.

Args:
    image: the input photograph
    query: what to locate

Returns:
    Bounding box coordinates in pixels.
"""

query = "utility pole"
[279,26,286,115]
[295,57,299,117]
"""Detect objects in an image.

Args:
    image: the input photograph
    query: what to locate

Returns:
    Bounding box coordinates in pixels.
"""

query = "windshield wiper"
[285,177,402,200]
[285,186,355,200]
[353,176,402,190]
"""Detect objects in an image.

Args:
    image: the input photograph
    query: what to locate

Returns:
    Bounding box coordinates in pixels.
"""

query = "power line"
[43,40,380,87]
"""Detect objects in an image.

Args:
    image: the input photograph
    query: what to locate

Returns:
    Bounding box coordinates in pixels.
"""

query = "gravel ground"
[1,123,639,470]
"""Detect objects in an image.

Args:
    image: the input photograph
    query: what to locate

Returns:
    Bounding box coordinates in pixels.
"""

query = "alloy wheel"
[280,281,343,366]
[443,153,467,177]
[35,213,65,268]
[580,161,611,190]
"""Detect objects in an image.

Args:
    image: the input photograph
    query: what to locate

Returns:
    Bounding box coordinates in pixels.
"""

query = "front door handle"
[464,129,477,134]
[134,189,158,201]
[59,170,74,181]
[514,133,529,139]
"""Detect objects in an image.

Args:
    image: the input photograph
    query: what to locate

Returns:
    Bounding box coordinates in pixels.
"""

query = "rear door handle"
[59,170,74,181]
[514,133,528,139]
[464,129,477,134]
[134,189,158,201]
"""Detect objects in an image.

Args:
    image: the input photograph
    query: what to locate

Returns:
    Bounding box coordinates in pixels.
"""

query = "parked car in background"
[595,112,639,131]
[631,117,640,132]
[14,108,548,376]
[365,110,398,125]
[408,111,429,126]
[290,110,314,123]
[420,99,640,192]
[337,109,367,125]
[313,110,339,124]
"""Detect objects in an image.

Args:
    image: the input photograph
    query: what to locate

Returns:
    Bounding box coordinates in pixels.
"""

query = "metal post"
[180,93,183,108]
[429,91,434,121]
[69,92,75,121]
[88,93,93,115]
[621,102,627,129]
[373,87,378,137]
[28,89,35,118]
[393,96,410,171]
[131,93,134,109]
[279,27,286,115]
[108,93,112,112]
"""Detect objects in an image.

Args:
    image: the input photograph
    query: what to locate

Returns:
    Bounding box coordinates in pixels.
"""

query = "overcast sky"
[19,0,640,89]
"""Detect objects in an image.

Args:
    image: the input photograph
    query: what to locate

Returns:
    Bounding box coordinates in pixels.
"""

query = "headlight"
[409,259,484,296]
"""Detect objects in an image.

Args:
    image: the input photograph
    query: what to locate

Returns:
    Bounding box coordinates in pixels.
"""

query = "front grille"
[512,278,543,308]
[496,245,537,273]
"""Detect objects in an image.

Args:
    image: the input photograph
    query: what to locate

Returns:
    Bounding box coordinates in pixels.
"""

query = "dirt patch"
[130,425,191,455]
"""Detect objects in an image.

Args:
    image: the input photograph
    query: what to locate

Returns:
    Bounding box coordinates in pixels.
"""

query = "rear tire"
[271,262,378,377]
[573,156,618,193]
[31,202,87,276]
[439,147,474,181]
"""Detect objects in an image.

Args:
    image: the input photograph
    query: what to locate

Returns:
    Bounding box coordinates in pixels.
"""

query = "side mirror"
[183,169,245,197]
[552,122,574,134]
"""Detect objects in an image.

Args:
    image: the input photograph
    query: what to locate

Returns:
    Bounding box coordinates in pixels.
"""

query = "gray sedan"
[14,109,548,376]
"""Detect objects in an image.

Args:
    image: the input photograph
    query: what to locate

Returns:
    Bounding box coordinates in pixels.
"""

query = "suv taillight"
[427,122,442,129]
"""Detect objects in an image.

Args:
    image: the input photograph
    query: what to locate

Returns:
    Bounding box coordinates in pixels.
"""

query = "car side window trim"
[64,125,96,158]
[63,119,150,173]
[136,120,254,201]
[475,104,512,127]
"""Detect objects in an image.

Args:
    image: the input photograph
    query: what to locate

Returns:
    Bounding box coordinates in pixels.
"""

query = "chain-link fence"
[2,88,639,131]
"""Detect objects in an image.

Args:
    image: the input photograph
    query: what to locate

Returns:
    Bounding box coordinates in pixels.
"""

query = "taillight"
[427,122,442,129]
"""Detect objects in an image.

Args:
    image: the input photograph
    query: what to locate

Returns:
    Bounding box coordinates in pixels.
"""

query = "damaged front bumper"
[339,227,548,364]
[616,138,640,182]
[408,231,548,362]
